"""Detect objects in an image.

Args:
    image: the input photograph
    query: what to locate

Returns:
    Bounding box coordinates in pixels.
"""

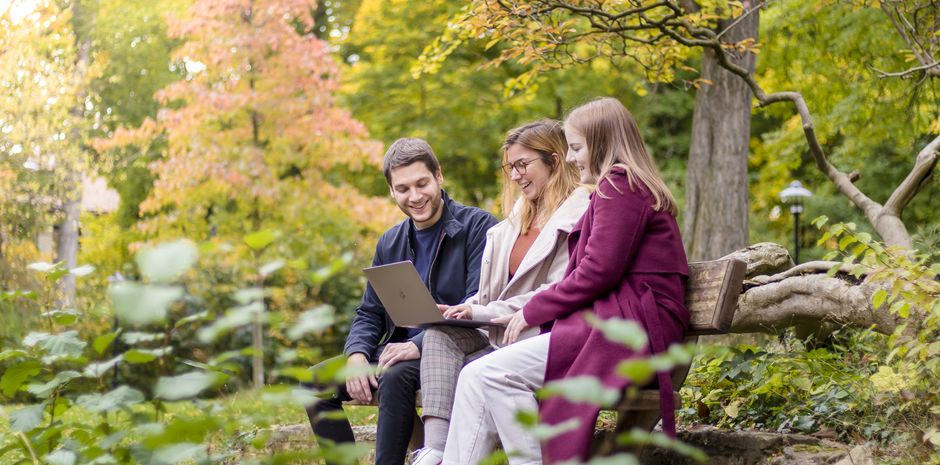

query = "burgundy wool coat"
[522,167,690,464]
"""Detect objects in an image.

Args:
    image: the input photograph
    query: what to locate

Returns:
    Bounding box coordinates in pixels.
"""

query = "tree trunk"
[683,7,759,261]
[56,198,81,307]
[56,0,93,308]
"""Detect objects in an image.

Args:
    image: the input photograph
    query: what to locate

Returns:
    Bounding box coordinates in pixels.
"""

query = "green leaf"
[585,315,648,350]
[154,372,226,401]
[109,283,184,327]
[856,232,872,244]
[723,399,741,418]
[135,240,198,283]
[872,289,887,309]
[69,265,95,277]
[93,332,119,355]
[151,442,206,465]
[287,305,335,340]
[792,377,812,392]
[23,331,86,359]
[233,287,264,304]
[197,301,265,343]
[44,449,77,465]
[1,360,41,397]
[538,376,620,407]
[26,370,81,397]
[124,347,171,364]
[810,215,828,228]
[838,235,856,251]
[259,259,285,277]
[617,359,655,385]
[174,311,210,329]
[244,230,278,251]
[41,309,81,326]
[83,356,123,378]
[121,332,162,344]
[9,404,44,432]
[75,386,145,413]
[0,349,28,362]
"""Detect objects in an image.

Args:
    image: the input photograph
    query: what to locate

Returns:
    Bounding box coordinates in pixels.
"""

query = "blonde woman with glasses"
[410,120,589,465]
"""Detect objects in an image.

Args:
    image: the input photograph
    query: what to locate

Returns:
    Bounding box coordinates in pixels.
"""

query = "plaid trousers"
[420,326,493,420]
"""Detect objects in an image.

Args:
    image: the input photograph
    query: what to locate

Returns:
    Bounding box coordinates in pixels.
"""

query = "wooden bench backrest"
[684,258,747,336]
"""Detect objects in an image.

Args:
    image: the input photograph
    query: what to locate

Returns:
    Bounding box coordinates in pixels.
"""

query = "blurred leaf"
[233,287,264,304]
[69,264,95,277]
[259,259,285,277]
[872,289,887,309]
[109,283,184,327]
[174,311,211,329]
[151,443,206,465]
[539,376,619,407]
[1,290,37,301]
[41,309,81,326]
[618,359,655,385]
[26,370,81,397]
[24,331,86,359]
[244,230,278,251]
[121,331,162,344]
[154,371,226,400]
[723,399,741,418]
[135,240,198,283]
[581,454,640,465]
[9,404,44,432]
[124,347,171,364]
[0,349,28,362]
[44,449,77,465]
[1,360,41,397]
[585,315,648,350]
[83,355,123,378]
[76,386,145,413]
[197,301,265,343]
[287,305,335,340]
[93,331,119,355]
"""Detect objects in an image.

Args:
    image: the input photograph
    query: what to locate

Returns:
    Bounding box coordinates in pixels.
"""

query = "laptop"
[363,261,504,329]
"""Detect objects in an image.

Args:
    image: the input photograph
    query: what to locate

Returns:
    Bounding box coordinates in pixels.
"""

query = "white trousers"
[441,332,550,465]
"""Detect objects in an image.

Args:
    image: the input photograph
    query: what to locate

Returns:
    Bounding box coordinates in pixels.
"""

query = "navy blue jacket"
[344,192,497,360]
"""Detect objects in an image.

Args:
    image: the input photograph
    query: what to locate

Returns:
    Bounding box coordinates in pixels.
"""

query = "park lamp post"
[779,181,813,264]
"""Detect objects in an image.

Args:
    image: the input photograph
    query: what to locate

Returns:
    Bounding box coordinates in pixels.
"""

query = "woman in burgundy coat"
[442,97,689,465]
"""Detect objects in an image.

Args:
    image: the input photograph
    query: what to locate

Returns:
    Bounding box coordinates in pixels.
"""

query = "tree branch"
[883,134,940,216]
[732,275,900,335]
[872,59,940,79]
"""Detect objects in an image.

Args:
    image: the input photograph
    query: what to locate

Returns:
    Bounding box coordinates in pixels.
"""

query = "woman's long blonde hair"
[500,120,581,234]
[565,97,678,216]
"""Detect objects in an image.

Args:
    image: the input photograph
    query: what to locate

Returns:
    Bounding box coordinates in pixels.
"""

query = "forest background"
[1,0,939,464]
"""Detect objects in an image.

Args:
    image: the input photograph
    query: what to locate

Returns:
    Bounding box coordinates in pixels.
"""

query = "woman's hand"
[492,311,531,345]
[442,303,472,320]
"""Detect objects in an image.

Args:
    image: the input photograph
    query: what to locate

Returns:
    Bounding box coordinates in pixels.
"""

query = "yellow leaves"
[869,365,912,394]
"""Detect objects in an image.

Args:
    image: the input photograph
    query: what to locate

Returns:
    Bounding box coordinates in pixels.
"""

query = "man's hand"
[443,303,472,320]
[492,311,531,345]
[345,353,377,403]
[377,341,420,369]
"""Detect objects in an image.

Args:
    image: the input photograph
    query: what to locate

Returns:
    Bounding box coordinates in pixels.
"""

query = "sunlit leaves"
[286,305,335,340]
[8,404,45,432]
[75,386,146,413]
[1,360,41,397]
[109,283,184,327]
[153,371,227,401]
[135,240,198,283]
[539,376,620,407]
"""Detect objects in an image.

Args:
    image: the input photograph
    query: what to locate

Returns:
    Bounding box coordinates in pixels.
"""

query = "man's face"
[389,162,445,230]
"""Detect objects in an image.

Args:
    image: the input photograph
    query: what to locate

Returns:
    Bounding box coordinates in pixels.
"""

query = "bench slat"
[685,258,746,336]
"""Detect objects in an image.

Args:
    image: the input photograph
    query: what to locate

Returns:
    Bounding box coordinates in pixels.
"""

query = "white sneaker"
[410,447,443,465]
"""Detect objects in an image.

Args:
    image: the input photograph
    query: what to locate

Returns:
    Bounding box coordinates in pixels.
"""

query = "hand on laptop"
[346,353,378,403]
[378,341,419,369]
[442,303,472,320]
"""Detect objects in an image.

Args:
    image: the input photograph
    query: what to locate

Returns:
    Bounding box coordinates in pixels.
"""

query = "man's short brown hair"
[383,138,441,185]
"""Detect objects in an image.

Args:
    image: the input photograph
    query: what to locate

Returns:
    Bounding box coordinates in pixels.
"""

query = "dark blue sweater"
[343,191,497,359]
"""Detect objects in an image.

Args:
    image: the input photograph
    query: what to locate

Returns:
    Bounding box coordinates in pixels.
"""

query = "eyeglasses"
[501,157,540,175]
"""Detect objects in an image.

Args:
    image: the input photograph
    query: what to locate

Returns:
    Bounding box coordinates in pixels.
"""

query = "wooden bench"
[345,257,747,454]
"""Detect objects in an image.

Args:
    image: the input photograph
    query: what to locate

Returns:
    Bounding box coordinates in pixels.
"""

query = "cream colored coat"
[465,186,590,347]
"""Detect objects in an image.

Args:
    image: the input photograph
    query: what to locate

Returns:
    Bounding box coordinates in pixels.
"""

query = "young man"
[306,138,497,465]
